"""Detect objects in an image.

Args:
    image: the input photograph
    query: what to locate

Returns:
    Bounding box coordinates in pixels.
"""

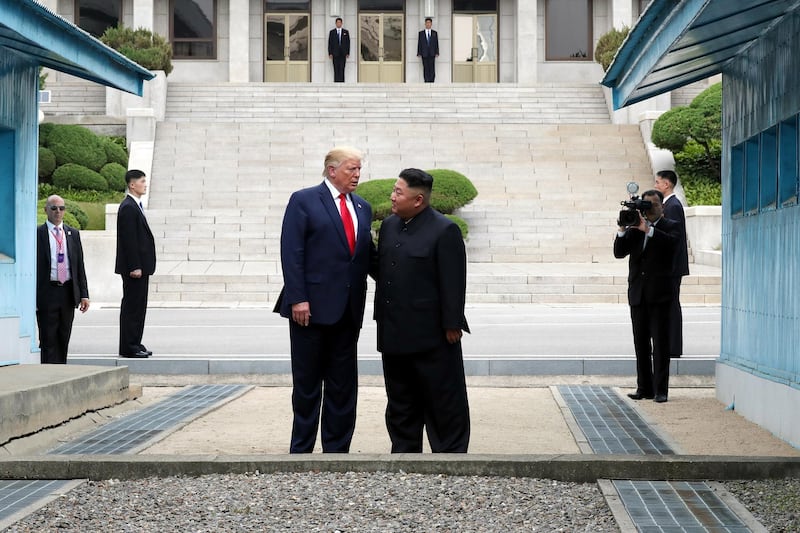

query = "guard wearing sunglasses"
[35,195,90,364]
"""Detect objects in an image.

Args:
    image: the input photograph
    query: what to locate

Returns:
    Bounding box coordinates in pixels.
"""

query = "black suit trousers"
[332,57,346,82]
[289,311,358,453]
[422,56,436,82]
[630,300,672,398]
[119,275,149,355]
[37,283,75,364]
[381,341,470,453]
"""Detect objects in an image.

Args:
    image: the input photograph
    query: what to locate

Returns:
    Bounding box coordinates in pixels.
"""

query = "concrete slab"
[0,365,131,445]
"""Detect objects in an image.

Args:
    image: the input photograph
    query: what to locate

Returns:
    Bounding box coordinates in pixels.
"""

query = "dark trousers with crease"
[630,299,672,398]
[289,310,358,453]
[382,340,470,453]
[37,283,75,364]
[119,275,149,355]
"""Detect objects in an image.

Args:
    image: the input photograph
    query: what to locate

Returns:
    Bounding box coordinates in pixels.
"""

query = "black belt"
[50,281,71,287]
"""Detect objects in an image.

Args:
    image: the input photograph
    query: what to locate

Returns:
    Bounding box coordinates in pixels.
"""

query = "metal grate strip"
[613,480,751,532]
[558,385,674,455]
[0,480,75,528]
[49,384,248,455]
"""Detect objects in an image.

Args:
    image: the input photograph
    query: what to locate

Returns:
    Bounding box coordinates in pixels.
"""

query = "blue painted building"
[603,0,800,447]
[0,0,152,365]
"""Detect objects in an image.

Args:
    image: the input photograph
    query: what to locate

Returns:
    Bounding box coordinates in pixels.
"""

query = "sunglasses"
[48,206,66,211]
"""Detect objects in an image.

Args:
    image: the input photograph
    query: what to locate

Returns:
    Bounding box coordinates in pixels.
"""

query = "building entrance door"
[452,14,497,82]
[264,13,310,82]
[358,13,404,82]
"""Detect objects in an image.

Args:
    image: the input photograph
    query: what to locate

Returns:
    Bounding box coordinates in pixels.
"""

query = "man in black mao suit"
[275,147,375,453]
[328,17,350,82]
[375,168,470,453]
[36,195,90,364]
[614,189,680,403]
[115,169,156,359]
[655,170,689,358]
[417,18,439,83]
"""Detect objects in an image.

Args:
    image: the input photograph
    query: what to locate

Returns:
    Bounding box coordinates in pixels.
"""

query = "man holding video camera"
[614,189,681,403]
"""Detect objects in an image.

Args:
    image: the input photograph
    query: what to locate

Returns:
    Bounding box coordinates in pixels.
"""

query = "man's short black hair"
[335,17,342,23]
[425,17,432,23]
[125,169,146,184]
[656,170,677,186]
[398,168,433,191]
[642,189,664,202]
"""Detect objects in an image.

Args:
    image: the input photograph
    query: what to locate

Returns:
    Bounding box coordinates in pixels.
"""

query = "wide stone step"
[147,262,721,306]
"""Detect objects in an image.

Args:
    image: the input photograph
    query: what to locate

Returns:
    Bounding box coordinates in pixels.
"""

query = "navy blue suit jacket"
[276,182,374,327]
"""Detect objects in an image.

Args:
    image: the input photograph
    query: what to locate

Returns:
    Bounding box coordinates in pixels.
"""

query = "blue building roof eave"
[601,0,800,110]
[0,0,154,95]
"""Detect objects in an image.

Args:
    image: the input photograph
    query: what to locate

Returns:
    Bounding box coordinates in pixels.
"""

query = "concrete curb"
[2,455,799,483]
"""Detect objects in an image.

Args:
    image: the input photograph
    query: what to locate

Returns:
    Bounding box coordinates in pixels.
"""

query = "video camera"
[618,182,652,227]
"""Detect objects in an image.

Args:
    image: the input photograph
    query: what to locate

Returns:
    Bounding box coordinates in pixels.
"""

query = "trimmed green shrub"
[63,199,90,229]
[427,169,478,214]
[102,137,128,167]
[38,123,56,145]
[52,163,108,191]
[594,26,629,71]
[101,162,127,192]
[446,214,469,239]
[356,179,394,220]
[652,82,722,182]
[101,25,173,75]
[45,124,107,171]
[38,147,56,181]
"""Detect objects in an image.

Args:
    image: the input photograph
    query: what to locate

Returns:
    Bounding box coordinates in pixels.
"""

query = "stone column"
[516,0,537,82]
[133,0,155,30]
[229,0,251,82]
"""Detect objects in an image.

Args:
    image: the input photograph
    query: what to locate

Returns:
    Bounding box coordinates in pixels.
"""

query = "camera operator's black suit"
[614,216,680,400]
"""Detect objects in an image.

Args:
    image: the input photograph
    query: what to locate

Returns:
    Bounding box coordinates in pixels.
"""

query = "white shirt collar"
[324,178,347,202]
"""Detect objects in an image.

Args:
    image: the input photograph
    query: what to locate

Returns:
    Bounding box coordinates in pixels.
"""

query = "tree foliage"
[100,25,173,75]
[594,26,630,71]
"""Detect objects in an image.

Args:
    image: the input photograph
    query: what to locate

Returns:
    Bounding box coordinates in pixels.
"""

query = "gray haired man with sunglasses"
[36,195,90,364]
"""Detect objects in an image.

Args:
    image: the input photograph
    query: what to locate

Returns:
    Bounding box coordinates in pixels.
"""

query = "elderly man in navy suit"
[275,147,375,453]
[36,195,90,364]
[417,18,439,82]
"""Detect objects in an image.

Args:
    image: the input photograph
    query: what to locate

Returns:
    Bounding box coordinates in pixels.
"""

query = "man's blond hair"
[323,146,363,178]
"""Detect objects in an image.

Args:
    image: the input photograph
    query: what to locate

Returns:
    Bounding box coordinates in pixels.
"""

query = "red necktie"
[339,193,356,255]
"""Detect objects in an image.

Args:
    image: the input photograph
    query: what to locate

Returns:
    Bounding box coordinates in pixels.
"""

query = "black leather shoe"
[120,351,150,358]
[139,347,153,356]
[627,392,654,400]
[654,395,668,403]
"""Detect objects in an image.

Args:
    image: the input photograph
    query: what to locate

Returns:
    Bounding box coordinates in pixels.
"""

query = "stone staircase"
[143,83,719,305]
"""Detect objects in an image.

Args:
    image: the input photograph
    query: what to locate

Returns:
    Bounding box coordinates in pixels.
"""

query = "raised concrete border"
[1,455,799,482]
[0,366,130,445]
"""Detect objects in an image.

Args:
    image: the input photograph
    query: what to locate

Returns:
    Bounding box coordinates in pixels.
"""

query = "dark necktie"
[339,194,355,255]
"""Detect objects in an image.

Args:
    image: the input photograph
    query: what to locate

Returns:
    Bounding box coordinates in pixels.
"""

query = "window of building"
[265,0,310,9]
[730,145,744,217]
[171,0,216,59]
[358,0,404,10]
[453,0,498,11]
[0,128,14,259]
[778,116,798,207]
[744,139,760,215]
[76,0,121,38]
[545,0,591,60]
[759,126,778,211]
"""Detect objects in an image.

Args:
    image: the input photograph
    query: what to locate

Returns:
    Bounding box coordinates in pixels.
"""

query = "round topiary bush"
[38,123,56,145]
[101,25,173,75]
[38,147,56,181]
[63,199,89,229]
[427,169,478,214]
[355,179,394,220]
[102,138,128,167]
[594,26,630,71]
[45,124,107,171]
[52,163,108,191]
[101,162,127,192]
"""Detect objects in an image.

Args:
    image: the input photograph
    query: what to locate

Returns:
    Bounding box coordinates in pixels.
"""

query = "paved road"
[70,304,720,359]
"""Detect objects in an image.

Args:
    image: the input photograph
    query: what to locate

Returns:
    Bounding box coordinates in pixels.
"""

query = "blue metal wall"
[721,9,800,385]
[0,49,39,362]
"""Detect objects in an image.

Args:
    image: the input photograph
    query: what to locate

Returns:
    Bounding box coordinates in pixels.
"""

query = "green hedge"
[594,26,629,71]
[45,124,107,171]
[53,163,108,191]
[101,162,127,192]
[101,25,173,75]
[38,147,56,181]
[103,138,129,167]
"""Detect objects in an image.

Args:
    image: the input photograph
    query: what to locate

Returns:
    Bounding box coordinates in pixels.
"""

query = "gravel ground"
[8,472,616,532]
[723,478,800,532]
